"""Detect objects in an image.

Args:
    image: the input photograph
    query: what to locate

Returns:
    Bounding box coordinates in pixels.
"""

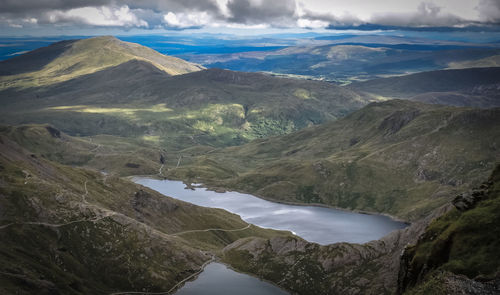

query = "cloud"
[298,8,363,29]
[0,0,499,31]
[0,0,111,14]
[477,0,500,23]
[45,5,148,28]
[163,11,212,28]
[225,0,297,26]
[370,2,465,27]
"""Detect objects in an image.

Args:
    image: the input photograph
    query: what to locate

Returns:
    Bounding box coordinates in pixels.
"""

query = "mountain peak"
[0,36,204,89]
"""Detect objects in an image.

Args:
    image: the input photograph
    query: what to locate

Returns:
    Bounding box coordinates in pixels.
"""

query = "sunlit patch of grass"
[168,104,245,121]
[46,104,173,120]
[142,135,161,144]
[293,88,314,100]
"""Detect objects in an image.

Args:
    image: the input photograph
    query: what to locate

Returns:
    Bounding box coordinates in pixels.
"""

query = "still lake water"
[174,263,288,295]
[133,178,407,244]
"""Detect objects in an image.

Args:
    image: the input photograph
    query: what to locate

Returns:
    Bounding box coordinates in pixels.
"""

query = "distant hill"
[166,100,500,221]
[184,41,500,82]
[448,54,500,69]
[349,67,500,108]
[409,91,500,108]
[0,41,368,150]
[0,36,204,89]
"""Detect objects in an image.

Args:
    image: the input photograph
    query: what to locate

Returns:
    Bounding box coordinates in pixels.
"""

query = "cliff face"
[397,165,500,295]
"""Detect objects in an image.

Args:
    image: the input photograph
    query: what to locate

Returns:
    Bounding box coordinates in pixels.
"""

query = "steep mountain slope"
[222,203,451,295]
[0,125,290,294]
[349,67,500,108]
[0,36,204,89]
[166,100,500,221]
[399,165,500,294]
[222,167,500,295]
[0,55,368,150]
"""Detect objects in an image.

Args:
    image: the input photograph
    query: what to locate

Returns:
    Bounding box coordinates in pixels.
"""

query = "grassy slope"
[0,128,290,294]
[448,54,500,69]
[349,67,500,101]
[0,58,368,150]
[0,124,165,176]
[0,36,203,89]
[400,165,500,294]
[166,100,500,221]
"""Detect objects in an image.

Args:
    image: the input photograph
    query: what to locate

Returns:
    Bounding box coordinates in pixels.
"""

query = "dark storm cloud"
[0,0,221,14]
[226,0,297,24]
[0,0,111,14]
[477,0,500,23]
[1,0,499,31]
[370,2,465,27]
[124,0,221,14]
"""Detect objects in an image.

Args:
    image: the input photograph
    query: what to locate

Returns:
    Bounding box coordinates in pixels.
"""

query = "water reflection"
[134,178,407,244]
[175,263,289,295]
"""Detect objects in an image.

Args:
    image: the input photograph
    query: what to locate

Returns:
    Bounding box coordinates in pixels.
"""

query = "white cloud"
[0,0,497,31]
[47,5,148,27]
[163,11,212,28]
[297,18,329,29]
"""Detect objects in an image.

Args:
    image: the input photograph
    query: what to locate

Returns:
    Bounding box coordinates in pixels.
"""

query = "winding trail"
[2,177,254,295]
[109,256,215,295]
[82,180,89,203]
[175,155,182,168]
[0,213,115,230]
[172,224,251,236]
[108,225,252,295]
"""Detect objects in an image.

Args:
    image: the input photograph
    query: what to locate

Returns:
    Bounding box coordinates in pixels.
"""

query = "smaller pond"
[175,263,289,295]
[134,178,408,244]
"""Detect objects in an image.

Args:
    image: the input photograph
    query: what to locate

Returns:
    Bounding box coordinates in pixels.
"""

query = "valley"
[0,28,499,295]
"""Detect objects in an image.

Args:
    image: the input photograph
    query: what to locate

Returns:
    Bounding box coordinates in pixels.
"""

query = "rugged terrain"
[1,35,499,295]
[220,166,500,295]
[0,125,291,294]
[398,165,500,295]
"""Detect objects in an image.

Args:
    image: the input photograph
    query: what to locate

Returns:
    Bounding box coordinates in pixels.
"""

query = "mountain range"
[0,36,499,295]
[181,35,500,82]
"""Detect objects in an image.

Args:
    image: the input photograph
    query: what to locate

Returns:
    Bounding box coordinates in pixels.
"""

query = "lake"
[133,178,408,244]
[175,263,289,295]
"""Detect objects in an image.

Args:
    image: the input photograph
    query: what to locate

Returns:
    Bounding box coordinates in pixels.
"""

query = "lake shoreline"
[127,174,411,224]
[130,175,409,245]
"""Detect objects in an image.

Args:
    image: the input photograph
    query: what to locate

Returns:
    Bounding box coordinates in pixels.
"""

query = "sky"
[0,0,499,36]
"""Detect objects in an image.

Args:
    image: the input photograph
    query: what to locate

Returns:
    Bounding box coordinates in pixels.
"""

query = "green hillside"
[166,100,500,221]
[349,67,500,100]
[399,165,500,294]
[0,125,290,294]
[0,36,204,89]
[0,44,368,151]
